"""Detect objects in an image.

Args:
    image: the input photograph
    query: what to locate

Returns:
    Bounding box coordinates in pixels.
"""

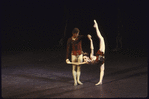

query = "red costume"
[95,50,105,65]
[66,35,86,59]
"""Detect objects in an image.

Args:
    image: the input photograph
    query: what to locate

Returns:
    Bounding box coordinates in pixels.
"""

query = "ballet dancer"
[83,20,105,85]
[66,27,91,86]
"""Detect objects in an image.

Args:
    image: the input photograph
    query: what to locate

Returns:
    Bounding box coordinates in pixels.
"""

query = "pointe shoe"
[78,81,83,85]
[95,82,102,85]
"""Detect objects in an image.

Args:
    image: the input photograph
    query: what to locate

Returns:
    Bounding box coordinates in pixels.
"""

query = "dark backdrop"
[1,0,147,52]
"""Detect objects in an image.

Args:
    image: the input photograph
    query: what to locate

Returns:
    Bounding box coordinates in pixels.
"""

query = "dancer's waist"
[71,50,82,56]
[96,50,105,56]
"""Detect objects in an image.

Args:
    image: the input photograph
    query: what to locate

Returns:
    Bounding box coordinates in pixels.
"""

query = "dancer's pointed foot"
[95,82,102,85]
[93,19,98,28]
[78,81,83,85]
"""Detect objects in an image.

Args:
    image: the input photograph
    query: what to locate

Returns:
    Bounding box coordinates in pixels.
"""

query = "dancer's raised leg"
[93,20,105,85]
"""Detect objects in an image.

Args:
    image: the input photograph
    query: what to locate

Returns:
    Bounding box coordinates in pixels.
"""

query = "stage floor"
[1,48,148,98]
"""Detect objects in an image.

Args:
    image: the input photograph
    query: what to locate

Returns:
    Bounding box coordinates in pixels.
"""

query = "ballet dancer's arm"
[93,20,105,53]
[66,55,87,65]
[66,59,87,65]
[87,35,95,59]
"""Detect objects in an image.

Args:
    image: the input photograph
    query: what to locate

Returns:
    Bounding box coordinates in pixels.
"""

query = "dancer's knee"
[72,65,76,71]
[77,66,81,71]
[100,64,105,71]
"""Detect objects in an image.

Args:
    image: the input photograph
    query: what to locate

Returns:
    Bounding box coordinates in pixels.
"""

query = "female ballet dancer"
[83,20,105,85]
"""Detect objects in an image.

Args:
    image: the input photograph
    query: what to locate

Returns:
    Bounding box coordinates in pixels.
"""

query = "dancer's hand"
[66,59,70,64]
[87,34,92,40]
[93,19,98,28]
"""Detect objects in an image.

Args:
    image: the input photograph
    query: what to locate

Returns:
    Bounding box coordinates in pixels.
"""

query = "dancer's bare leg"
[77,66,83,85]
[71,55,77,86]
[77,54,83,85]
[93,20,105,85]
[72,65,77,86]
[93,20,105,53]
[95,63,105,85]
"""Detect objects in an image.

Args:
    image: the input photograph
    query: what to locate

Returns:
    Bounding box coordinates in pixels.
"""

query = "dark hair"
[72,28,80,34]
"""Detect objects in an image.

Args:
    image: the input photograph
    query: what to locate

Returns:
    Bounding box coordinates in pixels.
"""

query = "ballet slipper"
[74,82,77,86]
[78,81,83,85]
[95,81,102,85]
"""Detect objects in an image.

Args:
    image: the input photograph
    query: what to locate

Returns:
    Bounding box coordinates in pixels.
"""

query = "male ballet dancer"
[83,20,105,85]
[66,28,90,86]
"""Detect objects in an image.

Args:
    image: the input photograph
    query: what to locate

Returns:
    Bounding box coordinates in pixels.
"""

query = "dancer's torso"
[70,36,83,56]
[89,50,105,65]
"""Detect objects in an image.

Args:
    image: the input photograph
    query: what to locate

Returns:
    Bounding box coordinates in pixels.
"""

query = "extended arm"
[66,61,87,65]
[66,56,87,65]
[87,35,95,59]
